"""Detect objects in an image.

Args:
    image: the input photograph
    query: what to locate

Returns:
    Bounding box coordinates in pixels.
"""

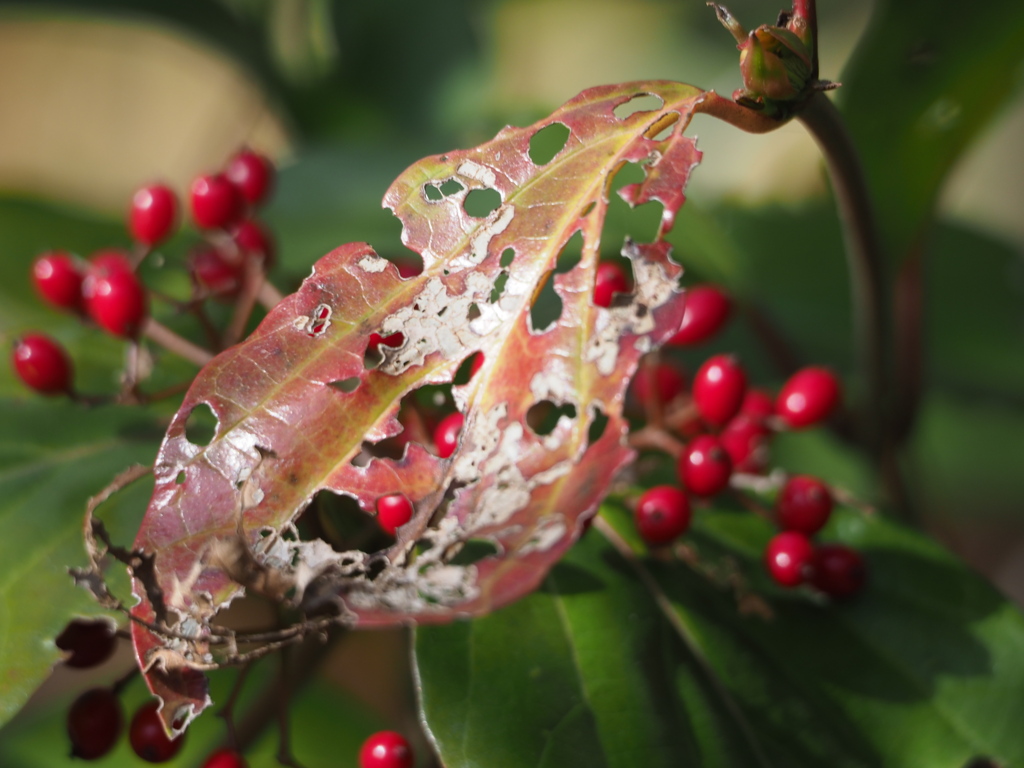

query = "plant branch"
[142,319,215,367]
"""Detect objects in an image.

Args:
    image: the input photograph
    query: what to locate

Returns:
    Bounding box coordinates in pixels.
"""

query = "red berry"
[202,748,248,768]
[12,334,73,395]
[434,412,464,459]
[593,262,629,307]
[233,219,276,269]
[634,486,691,545]
[693,354,747,427]
[83,267,148,338]
[359,730,414,768]
[190,173,243,230]
[668,284,732,345]
[67,687,123,760]
[32,251,83,311]
[376,493,414,535]
[777,475,833,535]
[765,531,814,587]
[55,619,117,669]
[89,248,134,275]
[740,388,775,421]
[225,148,274,206]
[775,367,841,429]
[678,434,732,496]
[811,544,866,599]
[129,700,185,763]
[468,351,484,378]
[129,184,178,246]
[630,362,686,405]
[190,245,243,296]
[720,415,771,473]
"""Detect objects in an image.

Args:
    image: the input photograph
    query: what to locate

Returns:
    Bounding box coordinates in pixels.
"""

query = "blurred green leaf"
[840,0,1024,262]
[418,499,1024,766]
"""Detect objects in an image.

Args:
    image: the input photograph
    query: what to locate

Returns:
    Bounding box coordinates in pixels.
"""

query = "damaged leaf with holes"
[121,81,707,733]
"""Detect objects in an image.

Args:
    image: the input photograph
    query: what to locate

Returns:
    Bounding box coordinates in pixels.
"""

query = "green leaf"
[840,0,1024,262]
[417,500,1024,767]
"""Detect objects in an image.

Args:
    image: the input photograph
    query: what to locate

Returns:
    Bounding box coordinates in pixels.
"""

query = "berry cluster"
[605,276,866,600]
[10,148,276,401]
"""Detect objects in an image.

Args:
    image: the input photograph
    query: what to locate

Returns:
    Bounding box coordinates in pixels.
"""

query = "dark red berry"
[777,475,833,535]
[693,354,747,427]
[376,493,414,535]
[668,284,732,345]
[720,415,771,473]
[202,748,248,768]
[811,544,866,599]
[630,362,686,405]
[12,334,73,395]
[129,184,178,246]
[765,531,814,587]
[225,148,274,206]
[593,262,629,307]
[83,267,148,338]
[55,619,117,668]
[434,412,464,459]
[776,367,841,429]
[190,173,243,230]
[233,219,276,269]
[32,251,83,311]
[634,486,691,545]
[129,700,185,763]
[190,245,242,297]
[678,434,732,496]
[740,388,775,421]
[67,687,123,760]
[359,730,414,768]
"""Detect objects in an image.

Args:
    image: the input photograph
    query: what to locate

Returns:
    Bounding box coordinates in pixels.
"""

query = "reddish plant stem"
[142,318,215,367]
[892,240,924,444]
[258,280,285,311]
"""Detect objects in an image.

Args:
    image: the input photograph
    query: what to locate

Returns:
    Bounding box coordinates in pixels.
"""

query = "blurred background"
[0,0,1021,764]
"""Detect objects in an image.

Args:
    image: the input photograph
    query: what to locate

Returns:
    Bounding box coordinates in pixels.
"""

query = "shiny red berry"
[83,267,148,338]
[67,687,123,760]
[32,251,83,311]
[376,493,414,535]
[202,748,248,768]
[811,544,866,599]
[593,262,629,307]
[55,619,117,669]
[630,362,686,405]
[740,388,775,421]
[765,531,814,587]
[776,367,841,429]
[720,415,771,473]
[668,284,732,345]
[233,219,276,269]
[434,412,464,459]
[634,486,691,545]
[129,700,185,763]
[129,184,178,246]
[693,354,747,427]
[190,245,242,296]
[12,334,73,395]
[359,730,414,768]
[225,148,274,206]
[777,475,833,535]
[678,434,732,496]
[190,173,242,230]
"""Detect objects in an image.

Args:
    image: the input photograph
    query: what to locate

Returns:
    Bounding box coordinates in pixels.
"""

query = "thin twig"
[142,318,215,367]
[224,256,266,348]
[217,661,254,751]
[627,425,685,458]
[258,280,285,311]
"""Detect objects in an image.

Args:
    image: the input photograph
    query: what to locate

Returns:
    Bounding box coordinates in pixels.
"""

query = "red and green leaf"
[129,81,708,732]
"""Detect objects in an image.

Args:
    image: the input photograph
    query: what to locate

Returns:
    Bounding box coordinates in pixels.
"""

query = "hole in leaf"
[645,111,679,141]
[439,179,464,197]
[463,188,502,218]
[424,184,443,201]
[614,93,664,119]
[489,271,509,303]
[175,471,186,485]
[387,252,423,277]
[448,538,499,566]
[499,248,515,268]
[363,331,405,369]
[453,351,484,386]
[555,230,583,274]
[529,122,570,165]
[308,489,392,554]
[526,400,577,436]
[581,201,596,217]
[587,406,609,446]
[467,303,481,321]
[608,161,664,244]
[529,271,562,333]
[329,377,360,393]
[184,403,217,446]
